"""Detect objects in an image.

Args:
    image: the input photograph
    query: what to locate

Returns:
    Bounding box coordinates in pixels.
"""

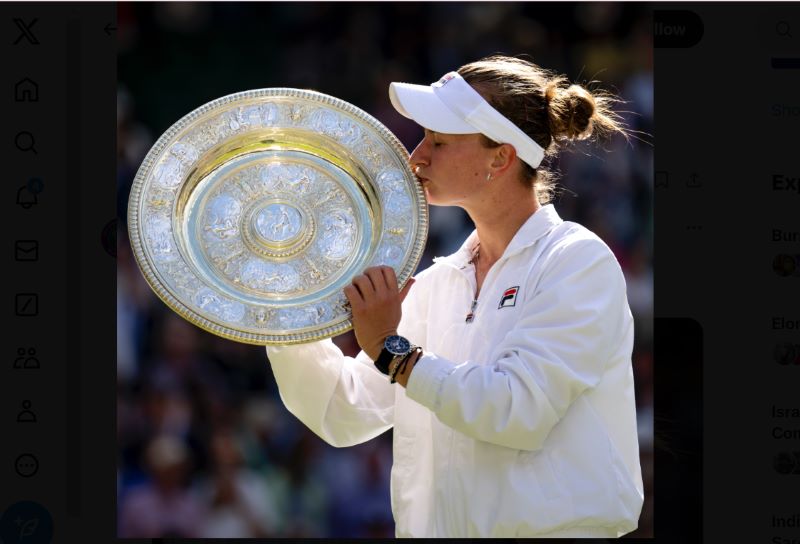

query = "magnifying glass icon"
[15,131,38,154]
[777,21,792,38]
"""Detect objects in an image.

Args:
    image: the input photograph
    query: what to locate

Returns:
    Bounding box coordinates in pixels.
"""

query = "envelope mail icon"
[15,240,39,261]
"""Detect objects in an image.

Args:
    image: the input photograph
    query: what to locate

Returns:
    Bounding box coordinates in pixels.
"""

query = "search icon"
[777,20,792,38]
[15,131,38,154]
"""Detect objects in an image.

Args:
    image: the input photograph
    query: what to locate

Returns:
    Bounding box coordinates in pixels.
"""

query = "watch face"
[385,335,411,356]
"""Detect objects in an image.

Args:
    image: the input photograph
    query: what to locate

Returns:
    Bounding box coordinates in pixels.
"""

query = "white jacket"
[266,204,644,538]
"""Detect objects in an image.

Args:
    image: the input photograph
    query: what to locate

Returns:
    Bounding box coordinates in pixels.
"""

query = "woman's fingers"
[380,265,398,291]
[399,277,416,303]
[350,274,373,300]
[365,266,390,294]
[350,266,407,304]
[343,284,362,306]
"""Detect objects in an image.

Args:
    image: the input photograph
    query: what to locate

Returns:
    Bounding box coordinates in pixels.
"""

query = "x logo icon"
[13,18,39,45]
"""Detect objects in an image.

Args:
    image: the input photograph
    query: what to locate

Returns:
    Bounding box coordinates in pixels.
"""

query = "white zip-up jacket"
[266,204,644,537]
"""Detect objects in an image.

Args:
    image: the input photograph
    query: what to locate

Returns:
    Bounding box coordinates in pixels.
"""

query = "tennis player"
[267,55,644,538]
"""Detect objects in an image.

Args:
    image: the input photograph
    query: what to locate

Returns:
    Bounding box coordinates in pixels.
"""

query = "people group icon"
[13,347,40,369]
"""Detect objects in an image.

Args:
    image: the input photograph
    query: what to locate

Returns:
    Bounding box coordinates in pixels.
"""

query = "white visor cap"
[389,71,545,169]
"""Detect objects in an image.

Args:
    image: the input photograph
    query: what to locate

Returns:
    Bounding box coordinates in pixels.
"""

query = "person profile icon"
[13,347,40,369]
[17,400,37,423]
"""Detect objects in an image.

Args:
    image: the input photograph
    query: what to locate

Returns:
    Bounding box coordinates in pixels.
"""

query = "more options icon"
[14,453,38,477]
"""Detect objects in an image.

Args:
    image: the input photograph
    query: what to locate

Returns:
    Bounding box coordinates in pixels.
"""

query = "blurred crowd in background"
[117,2,653,538]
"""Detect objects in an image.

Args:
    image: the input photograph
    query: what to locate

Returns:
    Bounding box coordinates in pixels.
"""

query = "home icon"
[15,77,38,102]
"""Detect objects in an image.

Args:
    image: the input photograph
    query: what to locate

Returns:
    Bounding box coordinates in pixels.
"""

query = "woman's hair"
[458,55,630,204]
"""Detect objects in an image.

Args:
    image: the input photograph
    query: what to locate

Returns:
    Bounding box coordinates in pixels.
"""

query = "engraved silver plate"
[128,89,428,345]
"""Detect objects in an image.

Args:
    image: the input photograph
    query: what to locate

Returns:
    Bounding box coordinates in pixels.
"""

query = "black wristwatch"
[374,334,412,375]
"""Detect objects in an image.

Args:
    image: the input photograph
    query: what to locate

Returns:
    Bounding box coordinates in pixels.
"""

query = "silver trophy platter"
[128,88,427,345]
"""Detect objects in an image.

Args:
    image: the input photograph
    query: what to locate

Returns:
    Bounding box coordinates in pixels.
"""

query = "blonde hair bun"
[545,82,597,141]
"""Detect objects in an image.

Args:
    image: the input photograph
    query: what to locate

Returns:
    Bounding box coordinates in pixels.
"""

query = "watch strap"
[374,348,394,375]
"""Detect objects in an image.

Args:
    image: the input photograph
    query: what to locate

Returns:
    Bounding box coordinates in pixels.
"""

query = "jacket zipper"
[465,298,478,323]
[463,259,502,325]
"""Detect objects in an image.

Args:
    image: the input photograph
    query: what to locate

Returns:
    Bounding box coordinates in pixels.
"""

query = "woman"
[267,55,644,538]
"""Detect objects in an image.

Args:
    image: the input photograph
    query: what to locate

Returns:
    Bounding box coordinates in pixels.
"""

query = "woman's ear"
[490,143,518,174]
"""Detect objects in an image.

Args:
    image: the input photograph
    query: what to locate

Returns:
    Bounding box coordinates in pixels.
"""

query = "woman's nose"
[409,139,429,171]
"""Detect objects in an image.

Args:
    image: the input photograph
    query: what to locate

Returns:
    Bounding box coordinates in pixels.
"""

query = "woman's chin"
[422,186,452,207]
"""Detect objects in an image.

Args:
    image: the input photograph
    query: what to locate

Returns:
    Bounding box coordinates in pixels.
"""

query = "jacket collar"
[433,204,563,269]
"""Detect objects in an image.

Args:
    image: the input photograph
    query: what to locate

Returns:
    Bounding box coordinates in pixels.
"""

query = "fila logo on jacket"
[498,286,519,309]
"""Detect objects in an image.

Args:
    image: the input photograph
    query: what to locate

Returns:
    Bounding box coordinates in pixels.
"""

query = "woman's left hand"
[344,266,415,361]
